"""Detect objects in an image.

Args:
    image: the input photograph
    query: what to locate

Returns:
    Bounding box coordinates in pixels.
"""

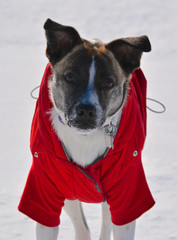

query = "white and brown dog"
[18,19,155,240]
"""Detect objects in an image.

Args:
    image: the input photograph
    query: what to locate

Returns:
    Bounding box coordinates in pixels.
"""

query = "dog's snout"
[76,104,96,119]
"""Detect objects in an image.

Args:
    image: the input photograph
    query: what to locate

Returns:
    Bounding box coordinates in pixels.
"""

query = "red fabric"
[18,63,155,227]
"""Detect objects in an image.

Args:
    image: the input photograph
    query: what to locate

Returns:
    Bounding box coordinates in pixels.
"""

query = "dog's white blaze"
[81,57,99,105]
[88,57,96,88]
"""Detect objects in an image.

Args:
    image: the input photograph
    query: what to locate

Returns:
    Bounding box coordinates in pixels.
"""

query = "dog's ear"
[107,36,151,74]
[44,19,82,65]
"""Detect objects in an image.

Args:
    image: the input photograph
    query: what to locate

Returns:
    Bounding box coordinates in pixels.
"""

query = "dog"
[18,19,155,240]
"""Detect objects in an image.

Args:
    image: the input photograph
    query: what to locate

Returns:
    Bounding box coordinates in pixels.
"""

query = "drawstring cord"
[146,97,166,113]
[30,86,40,100]
[30,86,166,114]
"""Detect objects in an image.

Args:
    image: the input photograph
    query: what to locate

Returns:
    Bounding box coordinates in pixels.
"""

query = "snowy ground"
[0,0,177,239]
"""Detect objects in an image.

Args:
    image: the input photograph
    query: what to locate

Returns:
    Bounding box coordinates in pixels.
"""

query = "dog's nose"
[76,104,96,120]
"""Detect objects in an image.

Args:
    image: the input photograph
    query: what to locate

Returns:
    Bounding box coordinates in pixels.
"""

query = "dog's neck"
[50,107,121,167]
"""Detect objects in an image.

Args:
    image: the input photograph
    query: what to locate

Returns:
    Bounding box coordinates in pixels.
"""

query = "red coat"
[18,63,155,227]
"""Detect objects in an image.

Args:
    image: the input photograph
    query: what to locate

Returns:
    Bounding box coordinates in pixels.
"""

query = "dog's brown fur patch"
[83,40,106,56]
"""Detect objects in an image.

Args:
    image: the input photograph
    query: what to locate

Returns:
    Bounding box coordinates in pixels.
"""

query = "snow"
[0,0,177,239]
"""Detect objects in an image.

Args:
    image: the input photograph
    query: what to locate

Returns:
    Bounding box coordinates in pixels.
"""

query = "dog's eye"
[101,77,115,89]
[64,70,76,84]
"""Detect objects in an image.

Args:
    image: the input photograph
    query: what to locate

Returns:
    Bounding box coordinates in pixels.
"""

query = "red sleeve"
[107,156,155,226]
[18,153,65,227]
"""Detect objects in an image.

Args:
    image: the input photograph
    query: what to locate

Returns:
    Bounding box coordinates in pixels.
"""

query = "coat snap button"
[133,150,138,157]
[34,152,38,158]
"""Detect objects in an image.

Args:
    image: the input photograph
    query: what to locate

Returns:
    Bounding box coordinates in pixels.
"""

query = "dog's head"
[44,19,151,134]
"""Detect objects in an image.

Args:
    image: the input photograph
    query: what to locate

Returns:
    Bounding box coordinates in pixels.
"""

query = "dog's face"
[44,19,151,134]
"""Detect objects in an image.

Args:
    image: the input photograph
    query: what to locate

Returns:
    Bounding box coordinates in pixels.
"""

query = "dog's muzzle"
[68,103,101,131]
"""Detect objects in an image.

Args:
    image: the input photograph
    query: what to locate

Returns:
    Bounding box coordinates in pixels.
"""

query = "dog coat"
[18,63,155,227]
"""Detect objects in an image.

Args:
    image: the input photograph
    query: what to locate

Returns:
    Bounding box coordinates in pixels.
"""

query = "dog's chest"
[50,108,112,167]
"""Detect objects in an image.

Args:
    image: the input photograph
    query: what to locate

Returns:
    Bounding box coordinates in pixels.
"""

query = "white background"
[0,0,177,239]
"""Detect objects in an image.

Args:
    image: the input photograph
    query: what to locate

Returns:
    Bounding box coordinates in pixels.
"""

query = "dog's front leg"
[64,199,91,240]
[99,202,112,240]
[113,221,136,240]
[36,223,59,240]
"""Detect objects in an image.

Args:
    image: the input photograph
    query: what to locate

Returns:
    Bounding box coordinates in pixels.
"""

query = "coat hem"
[18,202,60,227]
[111,199,155,226]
